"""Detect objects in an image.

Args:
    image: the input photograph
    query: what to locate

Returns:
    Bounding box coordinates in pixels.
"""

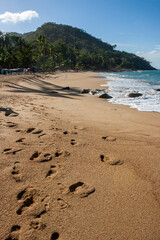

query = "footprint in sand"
[57,198,69,209]
[68,181,95,198]
[26,127,35,133]
[46,165,58,178]
[30,151,41,160]
[38,133,47,138]
[16,138,25,143]
[3,148,23,155]
[63,131,69,135]
[30,219,46,230]
[102,136,116,141]
[70,139,77,146]
[30,152,52,162]
[5,225,21,240]
[58,182,95,198]
[71,131,78,135]
[54,150,63,157]
[57,183,66,194]
[30,201,49,223]
[16,187,37,215]
[41,195,50,209]
[54,150,70,158]
[29,150,70,162]
[40,153,52,162]
[26,127,44,135]
[100,155,124,165]
[50,232,60,240]
[11,162,22,182]
[55,128,62,131]
[15,129,21,133]
[34,207,47,218]
[6,122,17,128]
[3,148,12,153]
[32,129,43,135]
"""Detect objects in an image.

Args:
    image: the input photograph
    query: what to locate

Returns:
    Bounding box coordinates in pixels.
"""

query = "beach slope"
[0,72,160,240]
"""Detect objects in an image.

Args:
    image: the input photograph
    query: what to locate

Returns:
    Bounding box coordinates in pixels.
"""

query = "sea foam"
[100,70,160,112]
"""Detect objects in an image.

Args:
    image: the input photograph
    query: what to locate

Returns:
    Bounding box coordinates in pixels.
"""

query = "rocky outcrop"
[99,93,112,99]
[90,91,97,95]
[128,92,143,98]
[81,89,90,94]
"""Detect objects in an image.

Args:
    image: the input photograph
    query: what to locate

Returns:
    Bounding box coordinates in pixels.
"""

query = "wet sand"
[0,71,160,240]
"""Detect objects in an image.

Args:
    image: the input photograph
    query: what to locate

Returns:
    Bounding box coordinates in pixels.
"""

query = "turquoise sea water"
[101,70,160,112]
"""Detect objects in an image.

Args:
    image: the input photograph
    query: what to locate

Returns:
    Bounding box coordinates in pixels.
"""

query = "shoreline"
[0,71,160,239]
[99,70,160,113]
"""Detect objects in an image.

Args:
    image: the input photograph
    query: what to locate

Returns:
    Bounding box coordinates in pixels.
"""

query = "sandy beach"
[0,71,160,240]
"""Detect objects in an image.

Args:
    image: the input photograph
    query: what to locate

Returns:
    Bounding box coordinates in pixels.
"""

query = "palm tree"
[37,35,48,56]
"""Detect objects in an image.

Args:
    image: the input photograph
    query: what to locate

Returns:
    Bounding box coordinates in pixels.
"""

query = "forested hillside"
[0,22,155,72]
[22,22,114,52]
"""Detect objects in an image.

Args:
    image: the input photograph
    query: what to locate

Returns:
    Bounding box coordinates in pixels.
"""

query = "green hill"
[4,22,156,71]
[22,22,114,52]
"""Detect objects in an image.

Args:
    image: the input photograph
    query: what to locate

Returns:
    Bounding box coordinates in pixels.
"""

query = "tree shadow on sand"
[4,75,82,99]
[0,107,19,117]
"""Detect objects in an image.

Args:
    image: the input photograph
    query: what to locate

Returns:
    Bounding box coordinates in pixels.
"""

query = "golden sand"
[0,72,160,240]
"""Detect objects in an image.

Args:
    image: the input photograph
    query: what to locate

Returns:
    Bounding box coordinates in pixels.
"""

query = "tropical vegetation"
[0,23,155,72]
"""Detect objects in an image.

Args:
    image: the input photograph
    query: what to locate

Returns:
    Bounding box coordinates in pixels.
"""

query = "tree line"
[0,32,155,72]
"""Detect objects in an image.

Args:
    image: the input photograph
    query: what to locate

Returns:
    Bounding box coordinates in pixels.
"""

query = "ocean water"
[100,70,160,112]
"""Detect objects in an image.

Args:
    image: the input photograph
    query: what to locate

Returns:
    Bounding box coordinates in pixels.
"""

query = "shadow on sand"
[4,75,82,99]
[0,107,19,117]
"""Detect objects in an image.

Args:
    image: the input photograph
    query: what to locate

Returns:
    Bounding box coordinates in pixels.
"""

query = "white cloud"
[149,50,157,54]
[0,10,39,24]
[136,50,160,69]
[155,45,160,50]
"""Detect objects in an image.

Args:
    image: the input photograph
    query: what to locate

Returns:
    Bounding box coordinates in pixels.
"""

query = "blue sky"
[0,0,160,68]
